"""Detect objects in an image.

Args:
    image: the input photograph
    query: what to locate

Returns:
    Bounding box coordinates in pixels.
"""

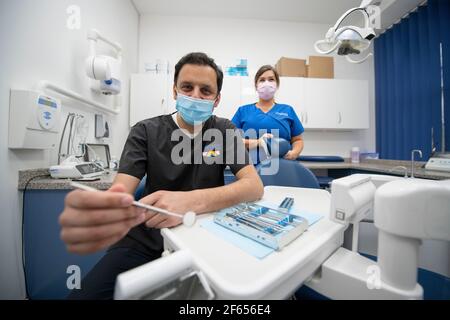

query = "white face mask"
[257,81,277,101]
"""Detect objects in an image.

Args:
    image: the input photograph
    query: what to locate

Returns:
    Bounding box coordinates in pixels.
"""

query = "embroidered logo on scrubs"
[275,112,289,117]
[203,145,221,158]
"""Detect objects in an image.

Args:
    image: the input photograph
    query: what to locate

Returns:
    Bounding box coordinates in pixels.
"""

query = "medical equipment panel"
[49,162,105,179]
[8,90,62,149]
[214,203,308,250]
[425,153,450,173]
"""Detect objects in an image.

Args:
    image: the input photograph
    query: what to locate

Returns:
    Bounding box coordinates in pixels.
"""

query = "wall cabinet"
[214,76,243,121]
[130,74,170,127]
[130,75,369,130]
[304,79,369,130]
[276,77,306,117]
[278,78,369,130]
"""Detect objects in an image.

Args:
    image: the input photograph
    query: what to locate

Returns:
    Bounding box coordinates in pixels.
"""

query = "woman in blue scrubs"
[232,65,304,160]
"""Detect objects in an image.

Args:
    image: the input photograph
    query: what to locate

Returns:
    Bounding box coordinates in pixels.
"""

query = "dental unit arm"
[85,29,123,95]
[306,175,450,300]
[114,250,214,300]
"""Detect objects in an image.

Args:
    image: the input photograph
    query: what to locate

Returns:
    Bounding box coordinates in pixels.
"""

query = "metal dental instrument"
[278,197,294,214]
[70,182,196,227]
[226,211,286,233]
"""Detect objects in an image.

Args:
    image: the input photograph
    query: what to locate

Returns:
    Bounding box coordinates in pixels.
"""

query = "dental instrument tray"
[214,203,308,251]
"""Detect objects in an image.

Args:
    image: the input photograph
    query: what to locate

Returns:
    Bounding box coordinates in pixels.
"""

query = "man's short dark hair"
[174,52,224,94]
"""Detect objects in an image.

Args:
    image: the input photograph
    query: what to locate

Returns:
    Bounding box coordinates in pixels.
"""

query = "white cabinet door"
[240,76,258,106]
[216,76,258,121]
[304,78,340,129]
[215,76,242,121]
[276,77,306,123]
[303,78,369,130]
[335,80,369,129]
[130,74,168,127]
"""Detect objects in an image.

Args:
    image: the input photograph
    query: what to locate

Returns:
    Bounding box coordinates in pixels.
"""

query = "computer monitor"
[83,143,111,169]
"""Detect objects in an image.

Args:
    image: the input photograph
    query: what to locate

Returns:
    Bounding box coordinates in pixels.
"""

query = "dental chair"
[257,138,320,189]
[134,176,147,201]
[264,138,336,189]
[225,137,322,189]
[257,158,320,189]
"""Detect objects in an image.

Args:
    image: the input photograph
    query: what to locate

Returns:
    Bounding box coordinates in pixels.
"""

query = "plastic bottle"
[351,147,360,164]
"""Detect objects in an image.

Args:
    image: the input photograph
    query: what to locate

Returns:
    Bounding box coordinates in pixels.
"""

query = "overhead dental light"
[315,1,377,64]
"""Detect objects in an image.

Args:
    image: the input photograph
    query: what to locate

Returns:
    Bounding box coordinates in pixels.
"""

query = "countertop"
[18,159,450,190]
[18,168,117,191]
[300,159,450,180]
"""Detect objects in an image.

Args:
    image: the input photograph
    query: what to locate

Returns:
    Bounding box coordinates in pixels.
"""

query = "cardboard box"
[275,57,307,77]
[308,56,334,79]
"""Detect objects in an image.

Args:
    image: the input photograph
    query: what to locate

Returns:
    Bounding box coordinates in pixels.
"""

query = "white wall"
[138,15,376,157]
[0,0,139,299]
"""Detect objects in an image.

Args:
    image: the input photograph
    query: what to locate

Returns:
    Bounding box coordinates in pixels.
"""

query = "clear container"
[110,156,119,171]
[351,147,360,164]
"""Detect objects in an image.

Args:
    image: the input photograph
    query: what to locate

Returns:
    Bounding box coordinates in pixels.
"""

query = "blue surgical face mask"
[175,93,216,125]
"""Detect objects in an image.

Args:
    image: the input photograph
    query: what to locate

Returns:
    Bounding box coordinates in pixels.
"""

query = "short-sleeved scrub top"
[232,103,304,141]
[113,114,251,253]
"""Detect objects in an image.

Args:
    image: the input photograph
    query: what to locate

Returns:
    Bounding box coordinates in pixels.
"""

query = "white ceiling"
[132,0,362,24]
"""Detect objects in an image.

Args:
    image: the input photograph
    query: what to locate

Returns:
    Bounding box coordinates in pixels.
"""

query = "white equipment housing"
[114,250,214,300]
[8,89,61,149]
[330,174,376,225]
[86,29,122,95]
[306,175,450,300]
[86,55,121,95]
[49,161,104,179]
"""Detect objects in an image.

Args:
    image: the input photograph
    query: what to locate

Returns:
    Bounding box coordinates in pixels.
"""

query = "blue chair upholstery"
[256,158,320,189]
[134,176,147,200]
[257,138,320,189]
[264,138,291,159]
[265,138,335,189]
[316,176,334,189]
[224,168,236,185]
[298,155,344,162]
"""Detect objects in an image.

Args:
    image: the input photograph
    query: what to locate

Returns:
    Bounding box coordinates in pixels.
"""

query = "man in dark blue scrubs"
[59,52,264,299]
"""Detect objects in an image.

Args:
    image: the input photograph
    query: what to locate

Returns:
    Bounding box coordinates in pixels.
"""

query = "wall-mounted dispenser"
[8,89,62,149]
